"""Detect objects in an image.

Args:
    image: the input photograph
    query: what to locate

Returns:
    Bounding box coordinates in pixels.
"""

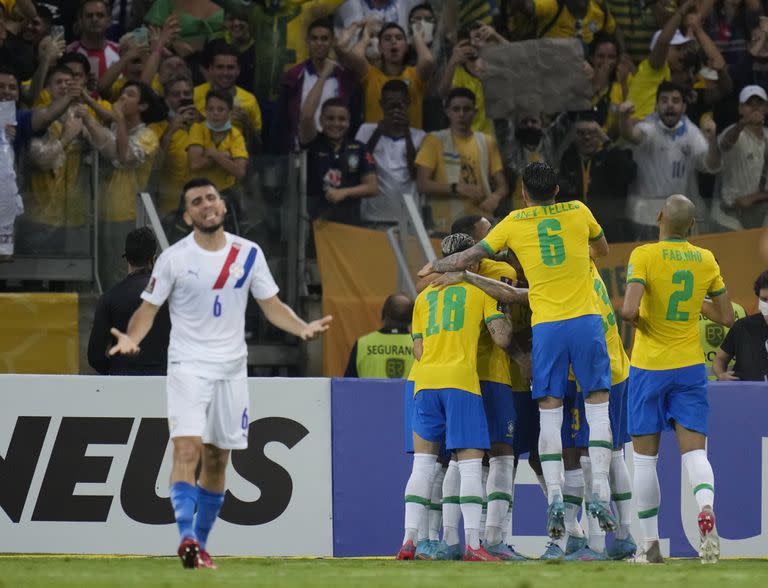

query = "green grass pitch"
[2,556,768,588]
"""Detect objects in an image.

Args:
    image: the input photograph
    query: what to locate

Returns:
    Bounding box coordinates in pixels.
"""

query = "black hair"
[205,88,234,109]
[450,215,487,236]
[522,161,558,202]
[320,97,349,114]
[120,81,167,124]
[754,271,768,296]
[0,64,20,84]
[445,87,476,108]
[179,177,219,211]
[59,52,92,75]
[45,64,74,86]
[588,32,620,59]
[379,22,407,39]
[307,16,334,36]
[458,20,484,41]
[381,79,410,99]
[124,227,157,266]
[656,80,686,103]
[202,39,240,68]
[381,293,414,326]
[79,0,110,17]
[36,4,55,24]
[409,3,435,19]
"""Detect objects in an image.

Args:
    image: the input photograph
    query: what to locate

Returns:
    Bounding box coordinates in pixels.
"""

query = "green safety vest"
[699,301,747,379]
[355,330,415,379]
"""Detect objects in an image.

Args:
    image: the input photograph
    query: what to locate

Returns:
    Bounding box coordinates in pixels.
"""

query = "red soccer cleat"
[698,507,720,564]
[463,544,501,561]
[198,549,217,569]
[177,537,201,569]
[396,539,416,560]
[698,507,715,536]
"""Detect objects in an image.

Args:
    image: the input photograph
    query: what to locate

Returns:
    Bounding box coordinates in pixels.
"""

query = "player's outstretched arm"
[428,270,529,304]
[108,300,160,356]
[701,292,735,327]
[257,296,333,341]
[620,281,645,325]
[417,243,490,277]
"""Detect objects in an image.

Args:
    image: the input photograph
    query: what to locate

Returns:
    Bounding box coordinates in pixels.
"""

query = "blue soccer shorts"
[512,390,540,457]
[628,364,708,436]
[413,388,490,451]
[531,314,611,400]
[562,379,630,449]
[480,380,516,446]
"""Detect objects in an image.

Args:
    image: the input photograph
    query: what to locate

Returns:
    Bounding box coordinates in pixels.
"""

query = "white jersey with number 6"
[141,232,279,378]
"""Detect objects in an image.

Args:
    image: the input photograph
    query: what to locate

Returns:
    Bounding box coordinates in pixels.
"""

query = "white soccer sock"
[584,401,612,503]
[682,449,715,511]
[485,456,515,546]
[502,465,517,545]
[458,458,484,549]
[429,464,446,541]
[633,452,660,545]
[442,459,461,546]
[610,449,633,540]
[538,407,565,503]
[403,453,437,544]
[536,473,548,497]
[479,464,489,542]
[563,468,585,539]
[581,456,605,551]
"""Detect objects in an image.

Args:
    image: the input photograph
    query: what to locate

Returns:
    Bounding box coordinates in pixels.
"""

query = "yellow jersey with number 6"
[480,201,604,326]
[412,282,503,395]
[626,240,727,371]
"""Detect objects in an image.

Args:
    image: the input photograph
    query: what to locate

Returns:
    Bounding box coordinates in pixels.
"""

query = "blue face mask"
[206,119,232,133]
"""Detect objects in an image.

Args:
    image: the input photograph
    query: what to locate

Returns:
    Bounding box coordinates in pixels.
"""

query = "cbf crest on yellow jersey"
[476,259,518,386]
[480,201,604,326]
[412,282,504,395]
[627,240,727,371]
[591,262,630,385]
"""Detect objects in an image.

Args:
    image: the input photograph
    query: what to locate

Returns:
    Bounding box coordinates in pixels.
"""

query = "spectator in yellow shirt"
[416,87,508,235]
[338,20,434,128]
[187,89,247,200]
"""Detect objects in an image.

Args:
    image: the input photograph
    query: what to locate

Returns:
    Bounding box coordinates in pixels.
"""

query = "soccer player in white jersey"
[109,178,332,569]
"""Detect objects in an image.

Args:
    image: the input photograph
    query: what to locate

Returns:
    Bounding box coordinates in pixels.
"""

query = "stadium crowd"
[2,0,768,280]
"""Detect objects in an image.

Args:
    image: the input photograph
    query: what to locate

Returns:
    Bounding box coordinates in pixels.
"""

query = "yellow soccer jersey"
[187,122,248,191]
[591,262,629,385]
[480,200,603,326]
[412,282,504,395]
[194,83,263,133]
[627,239,727,371]
[476,259,517,386]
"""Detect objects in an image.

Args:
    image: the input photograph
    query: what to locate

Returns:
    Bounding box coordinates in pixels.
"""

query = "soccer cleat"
[485,542,526,561]
[564,546,609,561]
[698,507,720,564]
[629,540,664,564]
[177,537,201,569]
[586,494,618,532]
[540,541,564,560]
[414,539,433,560]
[432,541,463,561]
[607,535,637,560]
[396,539,417,560]
[505,545,529,560]
[565,535,588,555]
[198,549,217,570]
[545,499,566,539]
[463,544,500,561]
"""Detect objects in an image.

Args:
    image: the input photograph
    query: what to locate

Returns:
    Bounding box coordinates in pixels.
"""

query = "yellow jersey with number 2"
[626,239,727,371]
[412,282,503,395]
[480,201,604,327]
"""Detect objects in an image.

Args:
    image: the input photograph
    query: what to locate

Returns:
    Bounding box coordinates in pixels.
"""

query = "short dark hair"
[179,178,218,211]
[379,22,407,39]
[522,161,558,202]
[121,80,167,123]
[45,64,74,86]
[754,271,768,296]
[450,215,486,236]
[441,233,475,257]
[656,80,686,103]
[320,97,349,114]
[0,65,20,84]
[205,88,234,109]
[124,227,157,266]
[445,87,476,108]
[59,52,92,75]
[36,4,55,25]
[203,39,240,68]
[79,0,110,17]
[307,16,333,36]
[409,3,435,19]
[588,32,619,58]
[381,79,409,99]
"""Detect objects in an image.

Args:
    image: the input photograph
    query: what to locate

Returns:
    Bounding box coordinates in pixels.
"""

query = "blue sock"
[170,481,197,541]
[194,485,225,550]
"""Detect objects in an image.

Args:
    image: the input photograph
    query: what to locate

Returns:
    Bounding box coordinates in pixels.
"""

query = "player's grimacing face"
[183,187,227,233]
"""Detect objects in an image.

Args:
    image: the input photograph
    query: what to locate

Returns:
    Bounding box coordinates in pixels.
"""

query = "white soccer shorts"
[166,367,249,450]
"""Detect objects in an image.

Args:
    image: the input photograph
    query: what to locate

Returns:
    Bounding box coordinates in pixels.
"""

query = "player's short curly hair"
[522,161,558,202]
[754,270,768,296]
[441,233,475,257]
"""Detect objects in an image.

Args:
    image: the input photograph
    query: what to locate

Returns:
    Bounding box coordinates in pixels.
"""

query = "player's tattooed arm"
[462,271,529,305]
[419,243,490,276]
[486,316,512,350]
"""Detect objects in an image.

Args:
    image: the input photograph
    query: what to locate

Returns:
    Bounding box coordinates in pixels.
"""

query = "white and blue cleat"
[432,541,463,561]
[540,541,565,560]
[607,535,637,560]
[586,494,618,532]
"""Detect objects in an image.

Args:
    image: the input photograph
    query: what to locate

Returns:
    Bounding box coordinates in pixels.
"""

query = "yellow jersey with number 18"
[626,239,727,371]
[412,282,503,395]
[480,201,604,326]
[476,259,517,386]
